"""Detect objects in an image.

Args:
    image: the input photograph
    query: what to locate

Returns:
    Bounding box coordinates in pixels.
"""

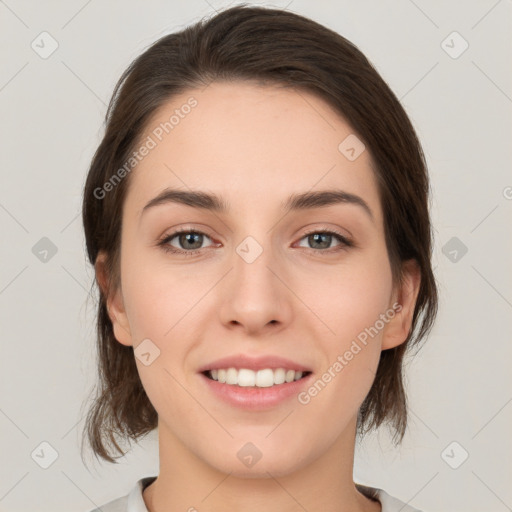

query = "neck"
[143,416,381,512]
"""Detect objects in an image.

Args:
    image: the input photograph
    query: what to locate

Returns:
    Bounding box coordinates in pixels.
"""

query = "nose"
[218,236,293,335]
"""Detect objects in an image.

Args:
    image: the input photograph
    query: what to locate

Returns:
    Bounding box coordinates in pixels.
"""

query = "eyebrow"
[140,188,374,221]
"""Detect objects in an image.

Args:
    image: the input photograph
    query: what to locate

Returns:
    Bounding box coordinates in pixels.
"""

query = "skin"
[96,81,420,512]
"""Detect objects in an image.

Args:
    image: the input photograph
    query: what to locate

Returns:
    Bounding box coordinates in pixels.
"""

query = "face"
[98,81,419,478]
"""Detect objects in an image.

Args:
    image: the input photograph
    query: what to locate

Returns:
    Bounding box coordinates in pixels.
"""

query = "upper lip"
[198,354,312,373]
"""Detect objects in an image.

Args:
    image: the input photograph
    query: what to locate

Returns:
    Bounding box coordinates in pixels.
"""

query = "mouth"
[202,368,313,388]
[199,364,314,410]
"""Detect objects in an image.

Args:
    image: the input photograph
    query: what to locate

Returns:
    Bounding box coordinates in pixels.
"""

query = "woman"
[82,5,438,511]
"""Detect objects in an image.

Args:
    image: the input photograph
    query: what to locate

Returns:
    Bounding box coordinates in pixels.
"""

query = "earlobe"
[381,259,421,351]
[94,251,133,347]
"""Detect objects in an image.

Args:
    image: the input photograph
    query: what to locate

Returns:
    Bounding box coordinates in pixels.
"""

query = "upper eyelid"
[162,226,348,239]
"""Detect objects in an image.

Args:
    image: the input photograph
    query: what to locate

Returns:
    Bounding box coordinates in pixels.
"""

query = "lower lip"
[199,372,313,410]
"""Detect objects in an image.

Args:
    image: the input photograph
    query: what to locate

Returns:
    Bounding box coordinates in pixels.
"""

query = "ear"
[95,251,133,347]
[381,259,421,351]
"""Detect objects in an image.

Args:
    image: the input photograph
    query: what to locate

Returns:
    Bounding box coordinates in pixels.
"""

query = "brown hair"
[81,4,438,464]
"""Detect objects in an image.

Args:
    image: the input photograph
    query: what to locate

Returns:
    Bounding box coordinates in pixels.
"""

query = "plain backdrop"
[1,1,511,511]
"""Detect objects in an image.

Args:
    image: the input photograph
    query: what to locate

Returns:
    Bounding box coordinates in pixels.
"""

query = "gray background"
[1,1,511,511]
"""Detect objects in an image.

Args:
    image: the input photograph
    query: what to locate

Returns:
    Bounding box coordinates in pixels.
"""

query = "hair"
[81,3,438,464]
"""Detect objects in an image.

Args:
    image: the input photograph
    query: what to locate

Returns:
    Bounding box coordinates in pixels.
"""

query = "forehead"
[125,81,382,223]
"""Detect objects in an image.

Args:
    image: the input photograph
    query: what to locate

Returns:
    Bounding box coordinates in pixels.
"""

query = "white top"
[87,476,423,512]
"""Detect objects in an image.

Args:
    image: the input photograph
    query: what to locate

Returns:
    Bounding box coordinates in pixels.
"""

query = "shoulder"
[87,477,423,512]
[356,483,424,512]
[85,476,157,512]
[86,495,128,512]
[377,488,424,512]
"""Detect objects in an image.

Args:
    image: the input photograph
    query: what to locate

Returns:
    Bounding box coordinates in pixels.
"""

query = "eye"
[296,229,353,252]
[157,227,354,257]
[158,228,215,256]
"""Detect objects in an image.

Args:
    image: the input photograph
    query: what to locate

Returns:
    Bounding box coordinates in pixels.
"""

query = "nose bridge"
[218,230,291,332]
[232,232,278,300]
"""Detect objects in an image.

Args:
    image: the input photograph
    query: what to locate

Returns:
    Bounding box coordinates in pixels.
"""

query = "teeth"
[207,367,306,387]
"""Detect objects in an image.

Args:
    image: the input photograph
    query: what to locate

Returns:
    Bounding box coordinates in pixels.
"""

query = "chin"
[204,445,314,480]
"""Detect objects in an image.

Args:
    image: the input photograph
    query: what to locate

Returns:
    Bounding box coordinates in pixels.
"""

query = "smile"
[204,368,311,387]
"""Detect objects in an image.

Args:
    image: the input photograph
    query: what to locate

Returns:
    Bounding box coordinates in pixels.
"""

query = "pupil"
[310,233,330,249]
[181,232,202,249]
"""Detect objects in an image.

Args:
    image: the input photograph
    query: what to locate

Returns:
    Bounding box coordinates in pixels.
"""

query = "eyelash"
[156,227,354,257]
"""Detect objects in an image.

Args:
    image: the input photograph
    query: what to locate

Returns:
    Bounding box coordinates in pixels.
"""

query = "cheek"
[121,248,202,341]
[120,262,203,414]
[304,253,393,346]
[297,265,391,428]
[120,253,209,391]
